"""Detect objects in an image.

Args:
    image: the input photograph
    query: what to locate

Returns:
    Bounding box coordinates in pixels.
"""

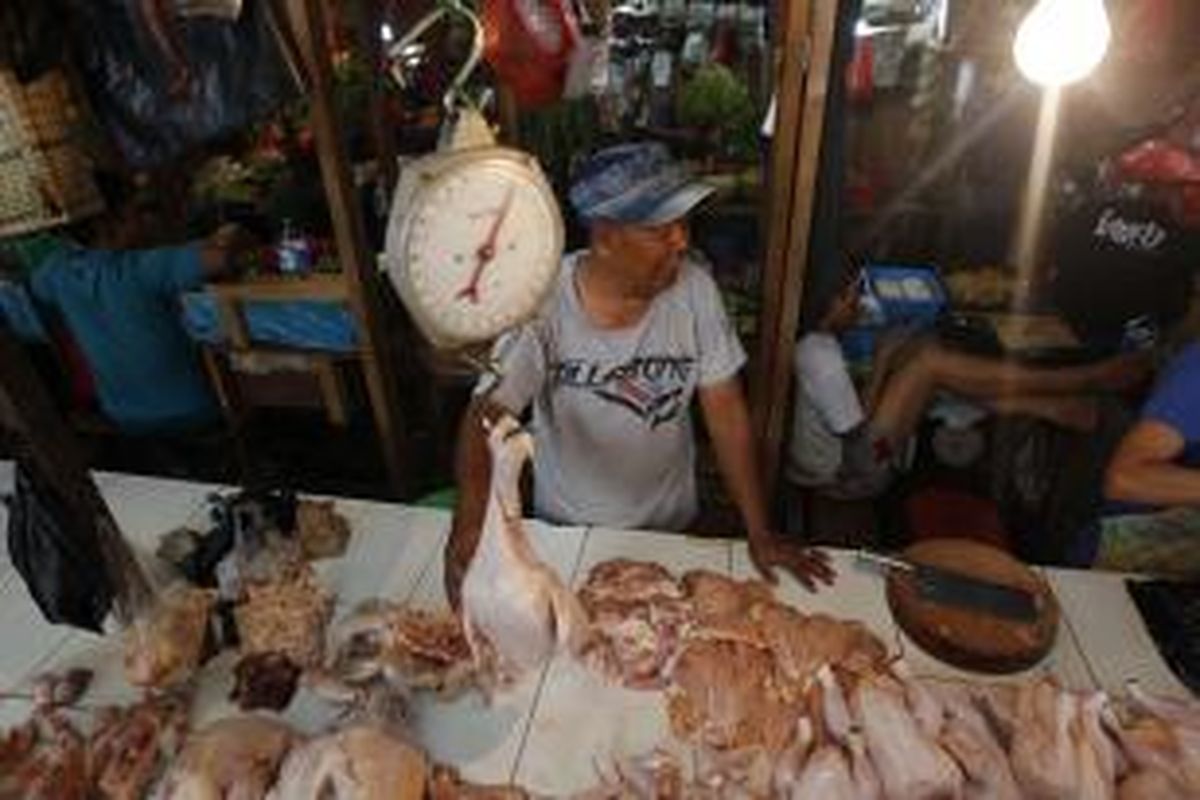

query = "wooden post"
[751,0,840,501]
[352,0,399,193]
[752,0,812,414]
[288,0,411,495]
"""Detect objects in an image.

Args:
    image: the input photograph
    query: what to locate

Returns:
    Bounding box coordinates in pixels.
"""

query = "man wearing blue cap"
[445,143,834,603]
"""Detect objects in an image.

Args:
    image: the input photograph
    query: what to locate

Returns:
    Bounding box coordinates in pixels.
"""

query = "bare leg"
[982,395,1099,432]
[864,330,930,415]
[871,340,1142,444]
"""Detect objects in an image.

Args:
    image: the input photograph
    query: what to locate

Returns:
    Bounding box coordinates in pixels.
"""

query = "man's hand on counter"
[748,531,836,592]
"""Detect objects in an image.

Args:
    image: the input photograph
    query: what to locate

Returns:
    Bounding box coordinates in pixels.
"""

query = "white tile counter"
[0,468,1190,793]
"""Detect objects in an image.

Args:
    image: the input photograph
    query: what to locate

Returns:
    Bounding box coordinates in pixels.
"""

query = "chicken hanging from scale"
[460,414,589,692]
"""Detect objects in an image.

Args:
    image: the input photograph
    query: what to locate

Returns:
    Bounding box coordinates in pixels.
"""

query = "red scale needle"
[457,185,516,304]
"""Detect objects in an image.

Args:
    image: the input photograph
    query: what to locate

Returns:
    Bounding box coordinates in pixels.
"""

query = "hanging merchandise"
[681,0,715,69]
[384,3,565,353]
[0,68,105,237]
[62,0,296,168]
[481,0,582,108]
[561,0,611,100]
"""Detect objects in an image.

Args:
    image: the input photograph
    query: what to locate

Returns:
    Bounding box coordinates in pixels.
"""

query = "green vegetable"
[676,65,758,161]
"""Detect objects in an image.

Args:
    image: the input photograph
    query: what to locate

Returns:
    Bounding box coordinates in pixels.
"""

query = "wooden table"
[0,466,1189,794]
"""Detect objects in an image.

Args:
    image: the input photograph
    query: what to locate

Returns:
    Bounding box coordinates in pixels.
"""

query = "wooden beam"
[752,0,840,501]
[287,0,411,496]
[352,0,400,193]
[752,0,812,418]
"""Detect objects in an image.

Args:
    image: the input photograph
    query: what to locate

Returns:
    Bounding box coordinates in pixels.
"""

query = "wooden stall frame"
[751,0,841,503]
[285,0,412,496]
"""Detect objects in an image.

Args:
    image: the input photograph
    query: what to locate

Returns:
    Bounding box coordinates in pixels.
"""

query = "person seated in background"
[789,262,1150,501]
[445,143,835,604]
[1095,341,1200,576]
[26,179,252,435]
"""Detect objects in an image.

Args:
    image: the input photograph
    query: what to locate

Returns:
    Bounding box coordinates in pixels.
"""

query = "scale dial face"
[401,155,563,345]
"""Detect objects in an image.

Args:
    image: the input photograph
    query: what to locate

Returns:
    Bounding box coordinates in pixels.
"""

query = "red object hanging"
[847,35,874,105]
[481,0,580,108]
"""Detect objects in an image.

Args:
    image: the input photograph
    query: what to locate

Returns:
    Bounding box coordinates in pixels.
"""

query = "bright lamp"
[1013,0,1111,87]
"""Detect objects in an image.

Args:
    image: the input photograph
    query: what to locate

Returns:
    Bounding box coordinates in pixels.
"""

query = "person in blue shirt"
[1097,342,1200,574]
[27,194,248,434]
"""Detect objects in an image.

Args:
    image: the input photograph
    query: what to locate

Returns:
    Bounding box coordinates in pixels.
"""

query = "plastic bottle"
[277,219,312,275]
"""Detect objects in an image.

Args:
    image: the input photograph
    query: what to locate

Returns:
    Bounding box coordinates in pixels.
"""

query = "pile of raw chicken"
[574,559,1200,799]
[4,417,1200,798]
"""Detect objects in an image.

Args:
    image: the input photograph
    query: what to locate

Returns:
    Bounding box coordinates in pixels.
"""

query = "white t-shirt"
[479,251,746,530]
[787,332,864,486]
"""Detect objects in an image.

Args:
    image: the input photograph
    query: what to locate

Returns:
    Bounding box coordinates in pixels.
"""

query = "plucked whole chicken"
[268,724,427,800]
[154,715,296,800]
[460,414,589,690]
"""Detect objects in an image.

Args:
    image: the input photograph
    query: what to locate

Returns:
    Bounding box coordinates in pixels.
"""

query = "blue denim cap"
[569,143,716,225]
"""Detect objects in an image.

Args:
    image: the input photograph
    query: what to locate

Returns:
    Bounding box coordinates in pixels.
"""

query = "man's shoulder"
[677,253,720,293]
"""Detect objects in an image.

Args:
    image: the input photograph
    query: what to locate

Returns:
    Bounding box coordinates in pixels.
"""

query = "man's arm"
[699,377,834,590]
[197,224,253,280]
[1105,419,1200,507]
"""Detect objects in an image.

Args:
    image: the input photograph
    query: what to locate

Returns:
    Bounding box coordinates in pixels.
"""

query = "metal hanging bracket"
[387,0,485,116]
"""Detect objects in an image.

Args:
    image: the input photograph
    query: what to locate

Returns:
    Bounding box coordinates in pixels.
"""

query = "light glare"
[1013,0,1110,87]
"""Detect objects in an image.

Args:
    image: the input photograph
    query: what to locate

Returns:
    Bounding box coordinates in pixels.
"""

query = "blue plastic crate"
[180,292,359,353]
[862,263,947,327]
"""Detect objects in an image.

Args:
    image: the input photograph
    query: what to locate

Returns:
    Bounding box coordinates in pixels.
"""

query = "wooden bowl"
[886,538,1060,674]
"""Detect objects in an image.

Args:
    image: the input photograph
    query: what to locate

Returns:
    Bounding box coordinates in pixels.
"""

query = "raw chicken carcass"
[814,665,853,745]
[772,717,815,794]
[461,415,589,691]
[1009,679,1079,800]
[790,744,858,799]
[847,730,883,800]
[1118,768,1191,800]
[30,668,93,710]
[428,764,530,799]
[1125,681,1200,731]
[579,749,684,800]
[330,601,475,697]
[268,725,427,800]
[852,674,964,800]
[578,560,692,689]
[693,745,774,797]
[750,603,887,686]
[932,682,1021,800]
[295,499,352,560]
[1,713,87,800]
[1108,702,1200,796]
[154,716,296,800]
[124,586,216,688]
[88,694,190,800]
[235,561,333,668]
[681,570,774,645]
[1073,693,1119,800]
[666,639,799,752]
[893,660,945,740]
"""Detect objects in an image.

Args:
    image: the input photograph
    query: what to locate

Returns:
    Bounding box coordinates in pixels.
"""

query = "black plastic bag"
[63,0,298,168]
[5,459,115,632]
[0,0,67,82]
